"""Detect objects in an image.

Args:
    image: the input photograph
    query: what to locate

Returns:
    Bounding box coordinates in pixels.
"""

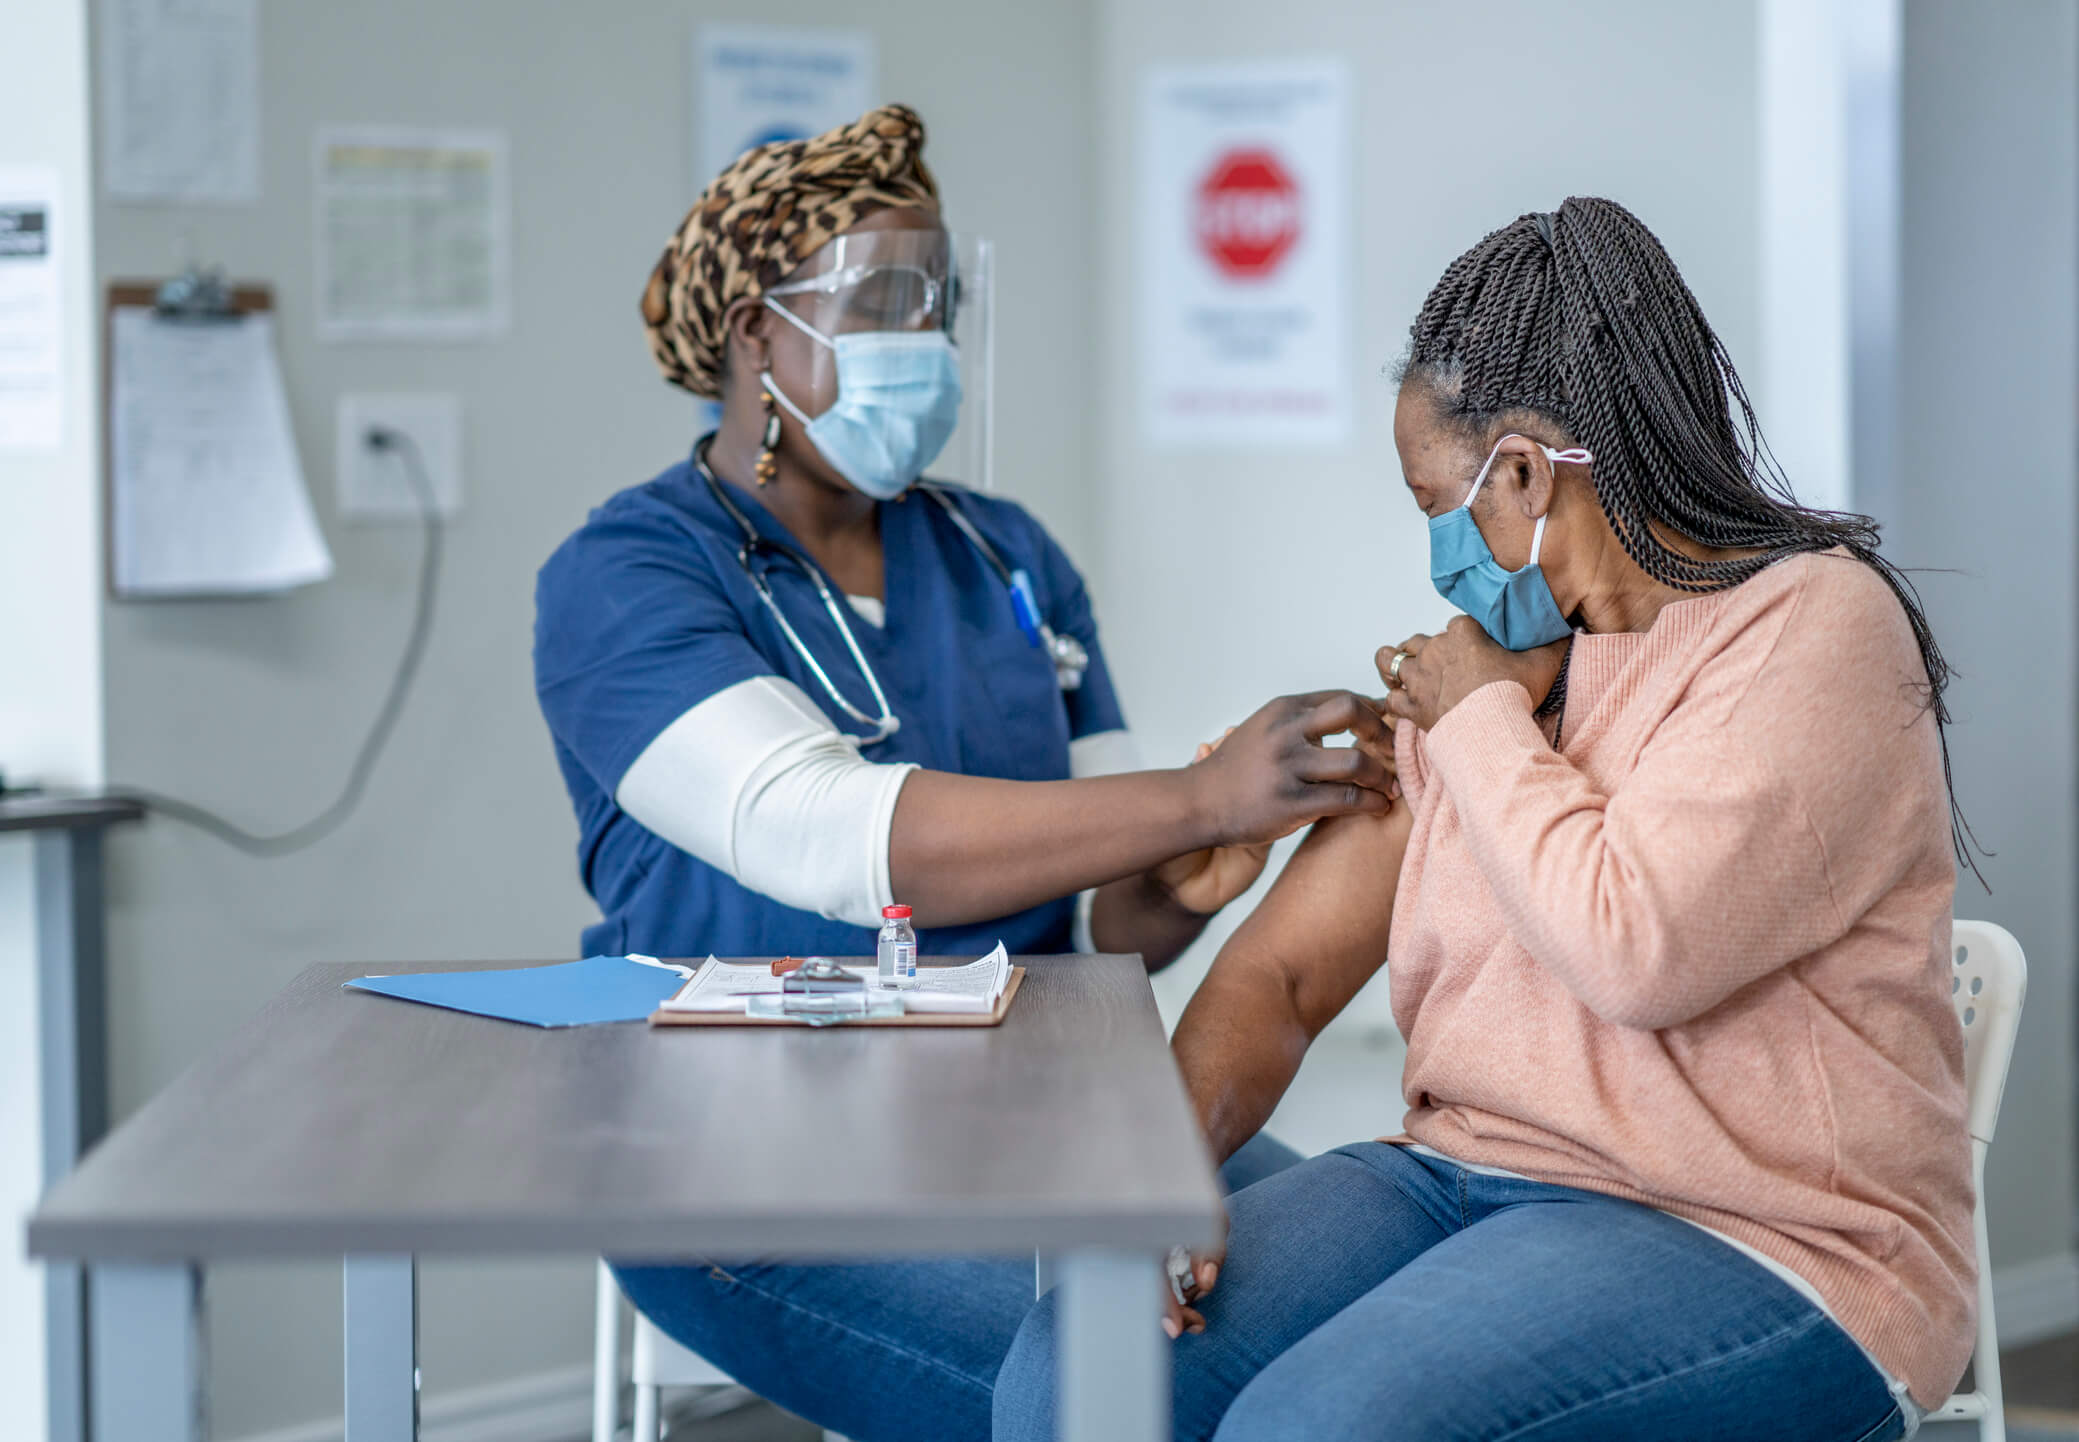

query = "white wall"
[1892,0,2077,1280]
[87,1,1094,1436]
[1093,0,1762,1035]
[0,0,103,1435]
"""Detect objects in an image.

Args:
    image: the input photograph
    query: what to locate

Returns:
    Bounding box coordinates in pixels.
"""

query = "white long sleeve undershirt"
[615,674,1138,932]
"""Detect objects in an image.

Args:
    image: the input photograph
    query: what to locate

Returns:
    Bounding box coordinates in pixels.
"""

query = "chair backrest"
[1948,919,2027,1145]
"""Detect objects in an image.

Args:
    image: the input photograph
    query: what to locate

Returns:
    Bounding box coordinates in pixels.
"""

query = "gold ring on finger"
[1388,649,1410,688]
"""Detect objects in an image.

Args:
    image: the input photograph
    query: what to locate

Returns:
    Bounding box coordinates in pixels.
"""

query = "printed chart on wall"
[0,168,62,453]
[315,129,510,341]
[1139,59,1352,451]
[695,24,877,191]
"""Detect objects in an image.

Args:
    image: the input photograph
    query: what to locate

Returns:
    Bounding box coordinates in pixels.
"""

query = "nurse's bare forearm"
[1172,807,1412,1161]
[1089,873,1212,971]
[888,691,1395,927]
[889,769,1219,928]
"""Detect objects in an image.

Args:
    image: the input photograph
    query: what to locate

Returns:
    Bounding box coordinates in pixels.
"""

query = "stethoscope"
[694,439,1089,748]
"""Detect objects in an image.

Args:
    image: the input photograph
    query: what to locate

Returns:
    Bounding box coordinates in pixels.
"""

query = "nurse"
[534,103,1392,978]
[533,104,1389,1442]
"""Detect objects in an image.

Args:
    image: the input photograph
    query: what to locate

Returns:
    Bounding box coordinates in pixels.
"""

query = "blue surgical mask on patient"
[1427,434,1592,651]
[763,302,963,501]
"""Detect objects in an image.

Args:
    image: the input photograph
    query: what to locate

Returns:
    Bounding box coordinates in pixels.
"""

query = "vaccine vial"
[877,904,917,989]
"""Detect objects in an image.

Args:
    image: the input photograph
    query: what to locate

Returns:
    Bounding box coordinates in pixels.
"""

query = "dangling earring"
[755,389,780,487]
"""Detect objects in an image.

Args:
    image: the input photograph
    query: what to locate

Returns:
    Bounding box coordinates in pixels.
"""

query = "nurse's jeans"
[995,1144,1908,1442]
[609,1132,1300,1441]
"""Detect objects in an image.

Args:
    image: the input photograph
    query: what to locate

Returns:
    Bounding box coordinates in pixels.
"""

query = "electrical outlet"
[336,393,464,520]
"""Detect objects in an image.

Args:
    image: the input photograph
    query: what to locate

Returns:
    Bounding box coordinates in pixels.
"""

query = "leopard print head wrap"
[642,103,940,398]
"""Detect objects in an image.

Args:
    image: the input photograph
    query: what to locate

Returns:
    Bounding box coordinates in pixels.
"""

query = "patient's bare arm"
[1171,802,1414,1165]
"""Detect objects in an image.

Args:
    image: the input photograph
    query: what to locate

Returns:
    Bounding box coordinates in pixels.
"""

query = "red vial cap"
[883,905,913,919]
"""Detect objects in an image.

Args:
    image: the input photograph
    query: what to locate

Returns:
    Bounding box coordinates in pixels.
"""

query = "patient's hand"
[1163,1207,1228,1339]
[1379,616,1569,730]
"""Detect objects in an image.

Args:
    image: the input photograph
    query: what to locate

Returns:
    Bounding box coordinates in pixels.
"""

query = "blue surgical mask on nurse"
[761,302,963,501]
[1428,433,1593,651]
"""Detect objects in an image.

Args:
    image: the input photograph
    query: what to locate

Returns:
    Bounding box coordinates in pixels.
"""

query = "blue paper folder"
[345,956,689,1028]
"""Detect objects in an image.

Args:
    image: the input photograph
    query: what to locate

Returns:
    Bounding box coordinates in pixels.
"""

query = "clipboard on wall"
[103,273,334,599]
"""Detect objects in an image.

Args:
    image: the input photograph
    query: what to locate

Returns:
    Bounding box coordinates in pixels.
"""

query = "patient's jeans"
[615,1140,1905,1442]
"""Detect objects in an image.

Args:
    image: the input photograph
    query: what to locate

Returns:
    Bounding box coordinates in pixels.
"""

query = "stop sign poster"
[1139,60,1351,449]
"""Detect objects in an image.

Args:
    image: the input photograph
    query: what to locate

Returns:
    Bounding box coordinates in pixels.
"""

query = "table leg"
[1034,1250,1059,1300]
[344,1255,418,1441]
[593,1259,621,1442]
[1057,1249,1166,1442]
[38,828,108,1442]
[88,1264,203,1442]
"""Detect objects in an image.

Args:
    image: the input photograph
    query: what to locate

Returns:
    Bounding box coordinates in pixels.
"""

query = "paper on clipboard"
[109,306,332,597]
[660,942,1012,1016]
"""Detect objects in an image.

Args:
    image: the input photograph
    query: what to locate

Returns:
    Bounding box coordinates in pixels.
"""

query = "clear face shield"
[762,227,995,491]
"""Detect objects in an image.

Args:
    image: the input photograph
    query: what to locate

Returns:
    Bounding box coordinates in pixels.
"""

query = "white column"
[1758,0,1901,517]
[0,0,104,1432]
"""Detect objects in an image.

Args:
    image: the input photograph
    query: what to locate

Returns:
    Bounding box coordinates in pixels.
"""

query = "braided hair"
[1397,196,1981,874]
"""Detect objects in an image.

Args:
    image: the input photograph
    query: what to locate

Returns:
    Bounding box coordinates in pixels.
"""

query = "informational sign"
[315,129,510,342]
[0,169,62,453]
[1139,59,1352,450]
[695,24,877,192]
[101,0,260,204]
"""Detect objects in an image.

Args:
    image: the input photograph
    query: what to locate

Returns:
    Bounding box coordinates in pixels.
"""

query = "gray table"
[28,954,1222,1442]
[2,791,144,1442]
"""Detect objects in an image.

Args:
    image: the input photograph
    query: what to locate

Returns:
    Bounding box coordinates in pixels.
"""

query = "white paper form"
[667,957,820,1013]
[316,129,510,341]
[0,169,62,453]
[109,307,333,596]
[101,0,260,204]
[903,942,1010,1012]
[660,943,1011,1016]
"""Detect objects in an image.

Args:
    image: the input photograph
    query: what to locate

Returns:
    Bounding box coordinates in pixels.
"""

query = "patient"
[994,197,1976,1442]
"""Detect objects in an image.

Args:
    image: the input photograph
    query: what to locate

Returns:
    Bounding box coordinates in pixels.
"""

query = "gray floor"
[612,1393,2079,1441]
[569,1390,818,1442]
[655,1396,820,1442]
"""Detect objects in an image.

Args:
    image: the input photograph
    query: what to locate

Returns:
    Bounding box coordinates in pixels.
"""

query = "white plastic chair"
[594,1259,850,1442]
[1918,919,2027,1442]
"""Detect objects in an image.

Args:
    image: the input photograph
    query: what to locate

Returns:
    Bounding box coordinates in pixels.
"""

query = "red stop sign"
[1194,148,1301,280]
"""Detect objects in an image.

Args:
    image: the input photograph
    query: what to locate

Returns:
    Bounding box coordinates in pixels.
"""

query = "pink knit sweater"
[1389,549,1973,1407]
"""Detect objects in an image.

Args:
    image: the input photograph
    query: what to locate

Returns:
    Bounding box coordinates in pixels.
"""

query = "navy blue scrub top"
[533,445,1127,961]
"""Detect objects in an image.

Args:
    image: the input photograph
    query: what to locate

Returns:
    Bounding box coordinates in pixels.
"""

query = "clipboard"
[103,275,273,597]
[650,963,1025,1028]
[103,270,333,600]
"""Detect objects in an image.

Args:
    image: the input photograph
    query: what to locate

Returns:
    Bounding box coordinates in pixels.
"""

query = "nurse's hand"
[1153,729,1273,915]
[1189,691,1397,847]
